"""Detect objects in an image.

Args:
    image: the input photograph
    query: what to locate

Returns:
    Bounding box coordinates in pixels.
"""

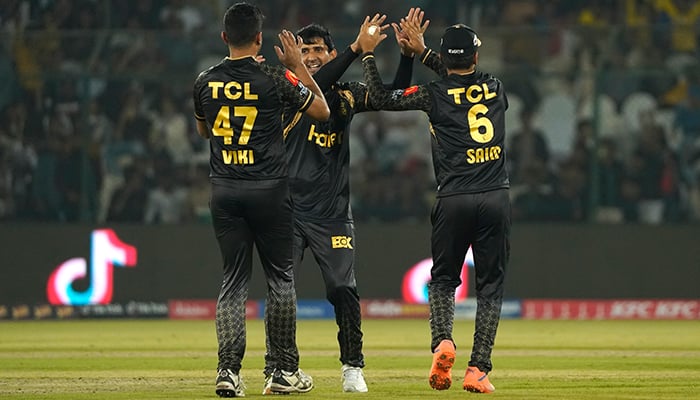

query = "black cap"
[440,24,481,57]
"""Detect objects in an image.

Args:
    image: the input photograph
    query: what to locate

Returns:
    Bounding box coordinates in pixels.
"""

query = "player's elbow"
[196,120,211,139]
[367,93,387,110]
[318,104,330,121]
[306,102,330,121]
[197,130,211,139]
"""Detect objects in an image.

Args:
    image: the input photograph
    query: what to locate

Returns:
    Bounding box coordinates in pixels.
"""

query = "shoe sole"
[262,390,290,396]
[429,350,455,390]
[342,383,369,393]
[216,388,242,398]
[269,383,313,394]
[262,386,282,396]
[464,384,495,393]
[463,370,495,393]
[343,387,369,393]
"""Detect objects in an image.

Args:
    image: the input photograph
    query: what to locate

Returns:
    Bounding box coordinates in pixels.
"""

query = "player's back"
[427,71,509,195]
[194,57,291,181]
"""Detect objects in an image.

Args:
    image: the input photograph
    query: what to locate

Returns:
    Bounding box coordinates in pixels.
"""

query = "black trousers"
[263,218,365,375]
[210,178,300,373]
[295,219,364,368]
[428,188,511,373]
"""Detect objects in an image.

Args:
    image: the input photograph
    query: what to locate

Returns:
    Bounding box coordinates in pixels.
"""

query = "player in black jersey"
[192,2,329,397]
[357,10,510,394]
[264,12,425,394]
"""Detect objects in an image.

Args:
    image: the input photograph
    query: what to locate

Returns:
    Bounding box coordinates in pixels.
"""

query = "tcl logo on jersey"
[207,81,258,100]
[47,229,137,305]
[447,83,496,104]
[331,236,353,249]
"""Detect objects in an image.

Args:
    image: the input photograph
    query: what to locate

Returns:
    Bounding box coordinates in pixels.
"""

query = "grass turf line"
[0,319,699,399]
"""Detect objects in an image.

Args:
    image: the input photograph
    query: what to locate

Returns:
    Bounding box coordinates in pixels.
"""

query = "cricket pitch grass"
[1,318,699,399]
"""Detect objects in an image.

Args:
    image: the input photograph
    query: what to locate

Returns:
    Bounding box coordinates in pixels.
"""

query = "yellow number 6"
[467,104,494,144]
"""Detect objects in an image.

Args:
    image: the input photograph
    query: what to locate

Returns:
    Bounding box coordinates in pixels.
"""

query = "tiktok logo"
[47,229,138,305]
[401,247,474,304]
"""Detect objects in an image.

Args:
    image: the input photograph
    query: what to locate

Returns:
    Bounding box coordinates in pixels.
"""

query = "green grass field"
[1,319,699,399]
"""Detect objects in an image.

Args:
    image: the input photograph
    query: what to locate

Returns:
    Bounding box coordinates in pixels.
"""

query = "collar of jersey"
[225,55,255,61]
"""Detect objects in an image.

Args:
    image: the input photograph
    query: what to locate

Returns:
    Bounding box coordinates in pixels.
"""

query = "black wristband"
[419,48,431,60]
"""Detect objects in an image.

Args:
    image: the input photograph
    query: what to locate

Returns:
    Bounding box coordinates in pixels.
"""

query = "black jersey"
[283,81,373,221]
[361,52,510,197]
[193,57,315,181]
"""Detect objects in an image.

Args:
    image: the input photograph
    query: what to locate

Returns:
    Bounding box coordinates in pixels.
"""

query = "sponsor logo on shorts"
[331,236,353,249]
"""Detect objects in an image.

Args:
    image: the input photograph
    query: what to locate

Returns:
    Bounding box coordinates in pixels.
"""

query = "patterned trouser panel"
[264,279,300,372]
[469,296,503,373]
[428,281,456,351]
[216,295,247,372]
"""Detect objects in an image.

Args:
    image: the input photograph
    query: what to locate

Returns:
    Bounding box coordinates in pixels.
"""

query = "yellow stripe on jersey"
[283,111,304,140]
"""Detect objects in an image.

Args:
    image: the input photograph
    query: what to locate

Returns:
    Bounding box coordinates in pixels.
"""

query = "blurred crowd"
[1,0,700,224]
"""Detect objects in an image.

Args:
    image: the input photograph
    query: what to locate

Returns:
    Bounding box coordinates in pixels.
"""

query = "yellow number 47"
[212,106,258,145]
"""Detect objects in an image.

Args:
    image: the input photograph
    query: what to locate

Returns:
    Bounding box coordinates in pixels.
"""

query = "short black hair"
[441,53,476,70]
[296,23,335,52]
[223,2,264,47]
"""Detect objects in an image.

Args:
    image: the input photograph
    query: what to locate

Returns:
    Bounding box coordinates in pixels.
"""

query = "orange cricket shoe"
[429,339,456,390]
[463,366,495,393]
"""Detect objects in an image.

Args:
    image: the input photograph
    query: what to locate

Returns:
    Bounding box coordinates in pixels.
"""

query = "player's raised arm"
[357,19,431,113]
[275,29,330,121]
[386,9,422,90]
[393,7,429,58]
[310,14,388,91]
[397,8,446,78]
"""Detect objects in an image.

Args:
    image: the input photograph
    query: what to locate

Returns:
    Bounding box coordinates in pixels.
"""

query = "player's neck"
[228,43,260,60]
[448,66,476,76]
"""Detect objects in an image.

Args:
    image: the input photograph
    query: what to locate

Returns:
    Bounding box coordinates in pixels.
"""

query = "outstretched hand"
[351,13,388,53]
[393,7,430,57]
[356,14,389,54]
[274,29,303,71]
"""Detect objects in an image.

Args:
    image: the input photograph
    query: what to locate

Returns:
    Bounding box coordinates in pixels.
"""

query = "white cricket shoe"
[341,364,368,393]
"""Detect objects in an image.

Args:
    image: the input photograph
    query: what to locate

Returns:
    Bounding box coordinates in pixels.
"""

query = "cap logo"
[448,49,464,54]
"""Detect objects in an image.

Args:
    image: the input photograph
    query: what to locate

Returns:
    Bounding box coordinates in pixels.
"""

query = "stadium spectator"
[0,0,698,224]
[507,107,551,183]
[106,163,149,223]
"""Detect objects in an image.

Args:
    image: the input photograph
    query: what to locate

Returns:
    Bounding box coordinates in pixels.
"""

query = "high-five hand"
[274,29,303,71]
[351,13,388,54]
[357,14,389,53]
[394,7,430,56]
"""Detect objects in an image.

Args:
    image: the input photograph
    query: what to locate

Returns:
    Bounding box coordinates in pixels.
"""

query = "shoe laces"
[296,368,312,383]
[342,365,363,381]
[278,368,312,386]
[218,369,246,391]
